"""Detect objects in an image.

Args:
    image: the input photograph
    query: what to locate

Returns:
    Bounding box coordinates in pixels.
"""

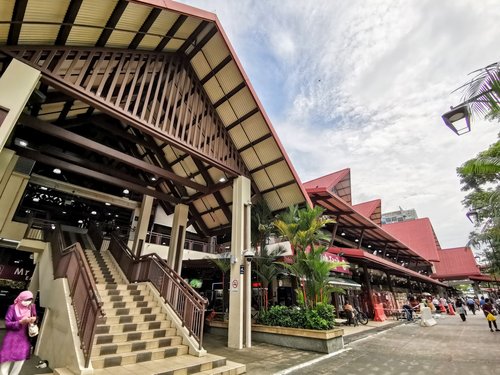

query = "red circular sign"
[232,280,239,289]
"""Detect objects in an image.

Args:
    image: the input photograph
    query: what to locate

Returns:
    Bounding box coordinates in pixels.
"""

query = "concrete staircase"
[76,244,245,375]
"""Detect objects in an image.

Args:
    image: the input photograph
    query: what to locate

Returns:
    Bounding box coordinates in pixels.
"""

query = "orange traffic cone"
[447,303,455,315]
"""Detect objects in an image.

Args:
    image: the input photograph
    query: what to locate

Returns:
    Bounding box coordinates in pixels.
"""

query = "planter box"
[208,321,344,353]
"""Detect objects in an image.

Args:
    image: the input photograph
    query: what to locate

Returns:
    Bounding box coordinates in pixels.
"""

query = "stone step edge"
[192,360,247,375]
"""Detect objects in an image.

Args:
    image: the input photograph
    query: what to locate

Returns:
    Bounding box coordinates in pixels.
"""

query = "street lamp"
[442,105,471,135]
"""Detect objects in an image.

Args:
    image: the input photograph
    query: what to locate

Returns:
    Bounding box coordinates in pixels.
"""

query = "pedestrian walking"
[466,297,476,315]
[455,298,466,322]
[482,298,499,332]
[0,290,37,375]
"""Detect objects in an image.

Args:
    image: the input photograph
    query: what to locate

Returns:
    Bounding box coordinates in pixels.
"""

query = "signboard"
[240,265,244,275]
[231,279,239,292]
[321,253,350,274]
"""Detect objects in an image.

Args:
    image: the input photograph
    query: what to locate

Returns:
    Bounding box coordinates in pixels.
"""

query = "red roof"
[432,247,481,280]
[352,199,381,226]
[382,218,441,262]
[303,168,352,204]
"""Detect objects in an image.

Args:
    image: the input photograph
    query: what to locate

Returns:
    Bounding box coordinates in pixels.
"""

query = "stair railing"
[25,219,104,367]
[107,232,207,349]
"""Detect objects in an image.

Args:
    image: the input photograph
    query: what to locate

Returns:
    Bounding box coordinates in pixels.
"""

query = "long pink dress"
[0,305,34,362]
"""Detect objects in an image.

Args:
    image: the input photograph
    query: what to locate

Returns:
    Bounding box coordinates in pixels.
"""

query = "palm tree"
[207,255,231,313]
[252,244,286,311]
[456,62,500,120]
[273,206,342,309]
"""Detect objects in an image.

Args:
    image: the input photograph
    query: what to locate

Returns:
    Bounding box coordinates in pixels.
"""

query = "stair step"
[193,360,247,375]
[95,327,177,345]
[100,294,153,303]
[102,306,163,317]
[96,320,171,334]
[99,312,167,325]
[104,300,157,310]
[96,283,147,291]
[92,353,231,374]
[91,344,189,369]
[98,288,150,297]
[92,335,183,356]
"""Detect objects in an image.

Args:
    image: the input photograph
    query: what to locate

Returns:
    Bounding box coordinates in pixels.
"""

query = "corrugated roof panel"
[23,0,68,22]
[239,148,261,171]
[18,25,60,44]
[0,0,15,44]
[228,125,250,150]
[228,88,256,119]
[207,167,227,184]
[241,113,268,142]
[216,101,238,125]
[66,26,101,46]
[192,199,205,213]
[266,161,294,185]
[251,138,281,164]
[74,0,117,26]
[214,60,242,94]
[202,32,229,68]
[203,195,218,209]
[106,30,135,48]
[220,186,233,204]
[191,52,212,80]
[252,169,273,191]
[162,17,201,51]
[19,0,69,44]
[107,3,150,48]
[68,0,118,45]
[147,10,179,36]
[264,184,305,211]
[203,76,225,103]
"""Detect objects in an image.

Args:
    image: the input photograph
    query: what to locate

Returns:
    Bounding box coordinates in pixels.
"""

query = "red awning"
[328,247,447,287]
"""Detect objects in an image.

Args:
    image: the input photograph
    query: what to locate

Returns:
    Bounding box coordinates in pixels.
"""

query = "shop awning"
[328,277,362,290]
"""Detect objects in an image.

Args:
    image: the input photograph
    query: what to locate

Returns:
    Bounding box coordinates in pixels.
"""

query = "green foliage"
[273,205,345,309]
[257,303,335,330]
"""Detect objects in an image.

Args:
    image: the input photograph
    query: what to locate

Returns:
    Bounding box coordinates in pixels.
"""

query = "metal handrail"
[25,219,104,368]
[107,232,207,349]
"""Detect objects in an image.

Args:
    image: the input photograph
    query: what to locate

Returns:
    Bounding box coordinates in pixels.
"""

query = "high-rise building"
[381,208,418,224]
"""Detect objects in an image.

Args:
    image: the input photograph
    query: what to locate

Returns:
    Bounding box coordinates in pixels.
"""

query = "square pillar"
[167,203,189,274]
[132,194,154,257]
[228,176,252,349]
[0,59,41,152]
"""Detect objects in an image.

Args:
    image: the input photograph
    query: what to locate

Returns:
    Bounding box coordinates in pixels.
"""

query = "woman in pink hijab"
[0,291,37,375]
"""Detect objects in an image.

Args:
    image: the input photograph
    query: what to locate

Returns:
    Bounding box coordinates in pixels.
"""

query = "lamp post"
[442,61,500,135]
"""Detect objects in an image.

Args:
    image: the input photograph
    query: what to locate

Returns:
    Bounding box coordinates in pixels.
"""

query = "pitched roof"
[303,168,352,204]
[352,199,381,225]
[432,247,482,280]
[382,218,441,262]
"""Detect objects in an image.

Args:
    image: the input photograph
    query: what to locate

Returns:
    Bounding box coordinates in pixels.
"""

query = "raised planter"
[208,321,344,353]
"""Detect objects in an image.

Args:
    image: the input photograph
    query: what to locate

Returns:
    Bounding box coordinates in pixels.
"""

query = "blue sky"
[179,0,499,249]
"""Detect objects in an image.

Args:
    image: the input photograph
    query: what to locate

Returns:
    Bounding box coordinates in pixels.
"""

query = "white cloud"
[179,0,499,248]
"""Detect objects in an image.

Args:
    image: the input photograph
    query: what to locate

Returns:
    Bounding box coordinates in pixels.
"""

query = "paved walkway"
[203,318,403,374]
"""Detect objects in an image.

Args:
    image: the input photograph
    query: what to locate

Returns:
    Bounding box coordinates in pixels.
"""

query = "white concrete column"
[167,203,189,274]
[228,176,251,349]
[0,59,41,152]
[132,194,154,257]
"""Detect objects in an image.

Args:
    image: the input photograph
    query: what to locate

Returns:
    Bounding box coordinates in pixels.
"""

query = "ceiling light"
[91,211,97,215]
[51,224,56,230]
[105,202,111,206]
[53,168,61,174]
[32,197,39,202]
[123,189,129,194]
[354,239,359,242]
[341,232,346,236]
[40,186,48,191]
[151,177,157,181]
[367,245,372,248]
[115,214,119,217]
[116,226,120,229]
[15,139,28,147]
[78,220,83,224]
[162,242,166,245]
[219,177,227,183]
[62,211,66,214]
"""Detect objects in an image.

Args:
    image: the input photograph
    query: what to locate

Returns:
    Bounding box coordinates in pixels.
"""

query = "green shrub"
[257,303,335,330]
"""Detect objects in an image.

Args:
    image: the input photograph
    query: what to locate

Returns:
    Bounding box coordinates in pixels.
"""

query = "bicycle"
[354,310,369,325]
